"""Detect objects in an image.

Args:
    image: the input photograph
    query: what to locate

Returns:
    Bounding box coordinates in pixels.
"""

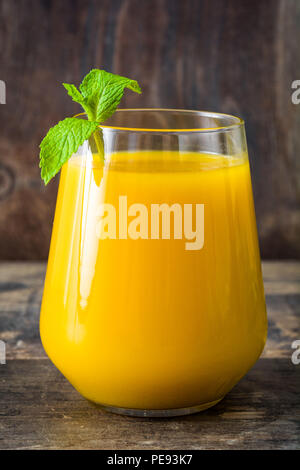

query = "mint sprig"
[64,69,141,122]
[39,69,142,184]
[40,118,99,185]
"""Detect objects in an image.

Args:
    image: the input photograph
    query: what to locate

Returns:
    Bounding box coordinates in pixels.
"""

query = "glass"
[40,109,267,417]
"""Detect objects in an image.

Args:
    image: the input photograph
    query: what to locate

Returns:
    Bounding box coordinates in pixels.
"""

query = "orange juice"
[40,151,267,411]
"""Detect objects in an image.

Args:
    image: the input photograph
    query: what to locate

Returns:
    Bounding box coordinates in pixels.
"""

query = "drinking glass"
[40,109,267,417]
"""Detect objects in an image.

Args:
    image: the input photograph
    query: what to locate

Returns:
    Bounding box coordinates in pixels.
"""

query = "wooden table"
[0,262,299,450]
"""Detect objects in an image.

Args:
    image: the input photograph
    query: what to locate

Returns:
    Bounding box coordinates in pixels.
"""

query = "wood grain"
[0,0,300,259]
[0,261,299,449]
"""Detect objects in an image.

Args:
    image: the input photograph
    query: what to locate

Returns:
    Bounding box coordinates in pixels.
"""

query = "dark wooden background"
[0,0,299,260]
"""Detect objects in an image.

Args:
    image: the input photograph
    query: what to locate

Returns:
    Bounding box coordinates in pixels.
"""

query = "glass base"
[98,397,224,418]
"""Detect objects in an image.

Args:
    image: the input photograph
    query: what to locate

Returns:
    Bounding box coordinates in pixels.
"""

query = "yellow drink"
[40,150,267,411]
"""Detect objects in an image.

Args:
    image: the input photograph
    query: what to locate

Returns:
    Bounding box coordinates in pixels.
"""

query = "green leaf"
[62,83,85,105]
[39,69,142,183]
[79,69,142,122]
[39,118,99,185]
[62,83,94,120]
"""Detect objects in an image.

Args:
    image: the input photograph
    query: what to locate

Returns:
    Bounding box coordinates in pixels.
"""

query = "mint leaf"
[79,69,141,122]
[39,118,99,184]
[40,69,142,184]
[62,83,94,120]
[62,83,85,105]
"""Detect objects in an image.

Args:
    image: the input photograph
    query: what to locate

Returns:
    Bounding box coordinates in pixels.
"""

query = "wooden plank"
[0,261,299,449]
[0,358,299,450]
[263,261,300,295]
[0,262,46,359]
[262,261,300,281]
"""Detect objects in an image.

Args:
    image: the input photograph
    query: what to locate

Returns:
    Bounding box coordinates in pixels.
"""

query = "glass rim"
[75,109,244,134]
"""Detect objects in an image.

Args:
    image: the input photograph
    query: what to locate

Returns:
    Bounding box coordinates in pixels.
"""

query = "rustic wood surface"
[0,0,300,260]
[0,261,299,450]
